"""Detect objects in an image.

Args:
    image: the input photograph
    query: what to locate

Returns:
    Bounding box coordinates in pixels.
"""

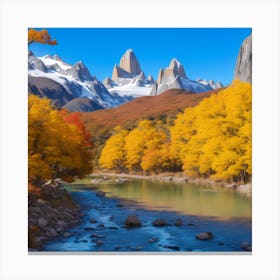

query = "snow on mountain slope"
[107,77,153,98]
[40,55,72,71]
[28,51,131,109]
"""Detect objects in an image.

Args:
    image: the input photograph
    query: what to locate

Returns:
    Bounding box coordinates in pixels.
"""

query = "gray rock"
[233,34,252,83]
[163,245,180,251]
[57,220,68,228]
[237,184,252,195]
[56,226,64,232]
[148,237,159,243]
[63,232,72,238]
[90,233,104,238]
[96,240,103,246]
[96,191,106,197]
[241,242,252,251]
[90,218,97,224]
[125,215,142,228]
[152,219,168,227]
[38,218,48,227]
[84,227,95,231]
[36,199,48,205]
[195,232,213,240]
[46,228,58,237]
[226,184,238,190]
[108,226,118,230]
[174,219,183,226]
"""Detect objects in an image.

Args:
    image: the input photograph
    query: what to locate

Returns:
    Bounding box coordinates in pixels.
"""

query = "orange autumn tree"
[28,95,92,184]
[28,29,57,45]
[60,110,92,147]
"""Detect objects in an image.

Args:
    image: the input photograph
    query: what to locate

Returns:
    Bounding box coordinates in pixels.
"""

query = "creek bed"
[43,177,252,252]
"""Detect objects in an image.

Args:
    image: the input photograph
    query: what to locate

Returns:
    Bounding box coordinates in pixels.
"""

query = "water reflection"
[69,179,251,220]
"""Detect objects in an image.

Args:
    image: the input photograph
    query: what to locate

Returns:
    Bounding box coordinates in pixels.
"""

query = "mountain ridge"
[28,51,131,110]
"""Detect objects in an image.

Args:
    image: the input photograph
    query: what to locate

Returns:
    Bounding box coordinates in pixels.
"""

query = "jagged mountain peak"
[112,49,142,80]
[53,54,63,61]
[169,58,182,68]
[125,48,134,54]
[167,57,187,79]
[74,60,86,69]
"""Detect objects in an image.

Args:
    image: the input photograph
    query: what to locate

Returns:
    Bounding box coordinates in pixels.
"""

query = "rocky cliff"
[233,34,252,83]
[111,49,142,80]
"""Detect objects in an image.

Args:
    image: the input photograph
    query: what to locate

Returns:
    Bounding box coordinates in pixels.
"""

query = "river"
[43,176,252,252]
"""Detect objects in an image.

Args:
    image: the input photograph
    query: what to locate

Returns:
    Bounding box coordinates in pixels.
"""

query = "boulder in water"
[125,215,142,228]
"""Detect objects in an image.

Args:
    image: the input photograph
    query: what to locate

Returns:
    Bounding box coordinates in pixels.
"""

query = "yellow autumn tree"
[124,124,146,172]
[140,120,171,173]
[123,119,171,173]
[169,107,198,169]
[28,95,92,183]
[170,80,251,182]
[99,127,128,171]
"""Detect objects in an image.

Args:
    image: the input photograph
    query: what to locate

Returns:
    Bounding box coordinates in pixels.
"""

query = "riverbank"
[90,171,252,196]
[28,180,81,250]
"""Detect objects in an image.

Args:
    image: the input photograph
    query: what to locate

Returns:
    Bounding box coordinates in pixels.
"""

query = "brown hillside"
[82,88,221,131]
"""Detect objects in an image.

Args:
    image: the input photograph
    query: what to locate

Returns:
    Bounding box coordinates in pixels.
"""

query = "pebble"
[195,232,213,240]
[96,240,103,246]
[174,219,183,226]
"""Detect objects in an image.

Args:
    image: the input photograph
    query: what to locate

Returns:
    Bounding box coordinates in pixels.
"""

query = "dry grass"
[82,88,221,131]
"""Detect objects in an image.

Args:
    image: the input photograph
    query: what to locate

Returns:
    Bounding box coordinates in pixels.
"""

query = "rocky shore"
[28,180,81,250]
[90,172,252,196]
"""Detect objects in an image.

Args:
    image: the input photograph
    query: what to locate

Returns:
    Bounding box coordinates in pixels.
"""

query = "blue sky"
[29,28,251,86]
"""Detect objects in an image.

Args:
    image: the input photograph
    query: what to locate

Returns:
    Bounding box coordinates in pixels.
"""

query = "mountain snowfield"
[28,49,223,112]
[28,52,132,110]
[105,77,154,98]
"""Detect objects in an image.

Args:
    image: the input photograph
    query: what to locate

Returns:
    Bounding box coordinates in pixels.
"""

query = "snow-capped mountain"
[28,51,132,110]
[151,58,223,96]
[103,49,154,98]
[197,78,224,90]
[28,49,224,112]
